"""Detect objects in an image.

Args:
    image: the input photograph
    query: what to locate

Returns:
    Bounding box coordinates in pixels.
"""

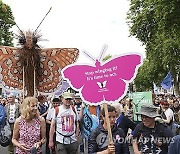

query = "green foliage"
[0,1,15,46]
[102,54,112,61]
[128,0,180,94]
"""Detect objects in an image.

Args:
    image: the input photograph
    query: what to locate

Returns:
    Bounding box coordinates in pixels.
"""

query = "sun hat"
[136,104,160,118]
[62,92,73,99]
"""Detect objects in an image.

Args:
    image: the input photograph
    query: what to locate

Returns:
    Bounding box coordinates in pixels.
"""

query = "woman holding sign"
[88,105,130,154]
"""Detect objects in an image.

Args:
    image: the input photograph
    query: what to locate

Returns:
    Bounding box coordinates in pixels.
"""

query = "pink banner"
[62,53,142,105]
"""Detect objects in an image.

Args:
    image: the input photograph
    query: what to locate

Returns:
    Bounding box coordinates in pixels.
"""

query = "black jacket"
[133,122,174,154]
[88,123,130,154]
[116,113,136,135]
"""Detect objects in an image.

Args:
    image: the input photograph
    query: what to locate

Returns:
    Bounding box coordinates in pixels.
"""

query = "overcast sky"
[3,0,145,63]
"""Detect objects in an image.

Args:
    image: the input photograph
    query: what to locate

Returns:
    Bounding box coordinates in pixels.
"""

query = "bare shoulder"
[14,117,21,129]
[40,116,45,123]
[15,116,21,123]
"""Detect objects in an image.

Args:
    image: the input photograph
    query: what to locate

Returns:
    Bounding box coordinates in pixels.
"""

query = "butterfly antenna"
[34,7,52,33]
[99,44,108,61]
[83,51,96,62]
[15,23,24,34]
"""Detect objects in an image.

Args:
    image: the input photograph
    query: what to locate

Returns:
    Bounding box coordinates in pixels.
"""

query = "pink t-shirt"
[16,116,42,154]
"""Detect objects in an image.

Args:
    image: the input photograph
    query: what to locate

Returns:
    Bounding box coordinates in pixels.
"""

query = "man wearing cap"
[49,92,79,154]
[132,104,174,154]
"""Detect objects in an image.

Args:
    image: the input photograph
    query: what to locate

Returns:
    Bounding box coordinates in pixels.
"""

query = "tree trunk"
[173,75,180,96]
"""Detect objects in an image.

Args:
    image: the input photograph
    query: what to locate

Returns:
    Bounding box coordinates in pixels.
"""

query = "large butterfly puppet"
[0,8,79,96]
[62,46,143,105]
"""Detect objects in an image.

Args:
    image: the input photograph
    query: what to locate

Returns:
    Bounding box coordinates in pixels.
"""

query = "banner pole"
[103,103,114,154]
[23,66,25,100]
[34,68,36,97]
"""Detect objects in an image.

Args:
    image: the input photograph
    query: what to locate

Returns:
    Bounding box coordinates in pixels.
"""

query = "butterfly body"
[62,54,142,105]
[0,30,79,96]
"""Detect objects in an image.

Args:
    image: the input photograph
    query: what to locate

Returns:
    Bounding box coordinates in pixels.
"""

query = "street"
[0,145,134,153]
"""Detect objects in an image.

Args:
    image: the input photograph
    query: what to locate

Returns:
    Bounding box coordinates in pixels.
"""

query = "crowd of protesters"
[0,92,179,154]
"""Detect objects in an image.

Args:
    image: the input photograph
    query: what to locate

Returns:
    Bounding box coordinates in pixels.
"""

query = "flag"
[153,82,159,94]
[55,81,70,96]
[82,106,99,139]
[161,72,172,90]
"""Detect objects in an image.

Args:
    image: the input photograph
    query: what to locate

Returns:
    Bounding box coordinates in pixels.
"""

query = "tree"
[0,0,15,46]
[102,54,112,61]
[127,0,180,95]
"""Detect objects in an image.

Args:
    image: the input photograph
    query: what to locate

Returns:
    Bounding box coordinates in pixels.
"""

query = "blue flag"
[153,82,159,94]
[161,72,172,90]
[82,106,99,139]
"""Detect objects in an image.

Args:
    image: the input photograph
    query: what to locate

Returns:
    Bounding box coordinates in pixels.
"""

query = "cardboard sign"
[62,53,142,105]
[132,91,152,121]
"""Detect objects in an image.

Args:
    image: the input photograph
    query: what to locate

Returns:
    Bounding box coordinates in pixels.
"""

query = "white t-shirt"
[9,104,16,123]
[53,105,78,144]
[46,108,55,121]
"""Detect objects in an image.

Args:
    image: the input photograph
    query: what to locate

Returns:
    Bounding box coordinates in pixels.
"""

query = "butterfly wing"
[0,46,23,91]
[104,54,142,81]
[82,54,142,104]
[38,48,79,93]
[62,64,95,90]
[100,54,142,101]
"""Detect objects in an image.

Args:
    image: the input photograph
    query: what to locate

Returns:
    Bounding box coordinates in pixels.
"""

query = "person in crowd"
[5,93,20,154]
[38,95,50,153]
[46,97,61,154]
[172,100,180,135]
[38,95,49,119]
[168,135,180,154]
[119,98,126,108]
[124,98,134,121]
[46,98,61,124]
[153,97,160,107]
[167,97,174,110]
[73,93,82,115]
[73,93,85,153]
[12,97,46,154]
[160,101,175,134]
[1,98,7,106]
[58,95,63,105]
[132,104,174,154]
[49,92,79,154]
[112,102,136,140]
[88,105,130,154]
